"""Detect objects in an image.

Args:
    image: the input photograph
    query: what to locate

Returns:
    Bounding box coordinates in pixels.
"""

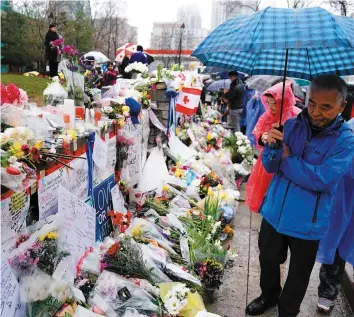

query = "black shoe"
[246,295,278,316]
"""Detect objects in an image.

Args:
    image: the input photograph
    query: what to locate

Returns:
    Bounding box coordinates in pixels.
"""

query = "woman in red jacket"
[245,81,301,213]
[102,62,118,86]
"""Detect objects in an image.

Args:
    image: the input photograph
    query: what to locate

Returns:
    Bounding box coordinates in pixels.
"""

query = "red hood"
[261,80,296,124]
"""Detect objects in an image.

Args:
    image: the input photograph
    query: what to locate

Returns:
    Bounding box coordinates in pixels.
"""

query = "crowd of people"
[43,22,354,317]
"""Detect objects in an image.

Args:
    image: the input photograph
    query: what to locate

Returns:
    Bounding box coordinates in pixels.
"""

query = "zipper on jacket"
[302,138,311,158]
[278,181,291,225]
[312,193,321,223]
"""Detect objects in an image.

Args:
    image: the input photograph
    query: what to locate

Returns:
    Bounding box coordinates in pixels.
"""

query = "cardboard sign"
[1,191,30,255]
[94,137,116,184]
[58,186,96,263]
[93,175,115,241]
[111,184,127,214]
[69,154,89,200]
[1,259,26,317]
[92,134,108,171]
[37,168,71,219]
[121,123,143,187]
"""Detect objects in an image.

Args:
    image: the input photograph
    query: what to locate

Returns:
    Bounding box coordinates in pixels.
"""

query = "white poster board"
[37,168,71,219]
[1,259,26,317]
[1,191,30,255]
[111,184,127,214]
[58,185,96,266]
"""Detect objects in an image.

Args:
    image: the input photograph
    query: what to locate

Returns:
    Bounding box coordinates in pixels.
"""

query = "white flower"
[211,221,221,235]
[206,234,212,241]
[8,156,17,164]
[192,210,201,216]
[238,146,247,154]
[236,140,243,146]
[207,215,213,221]
[0,133,9,145]
[103,106,113,113]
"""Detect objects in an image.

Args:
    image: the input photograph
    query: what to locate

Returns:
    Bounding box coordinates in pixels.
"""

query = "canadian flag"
[175,87,202,115]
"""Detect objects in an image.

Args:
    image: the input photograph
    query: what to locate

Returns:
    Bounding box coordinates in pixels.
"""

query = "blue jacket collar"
[298,108,345,136]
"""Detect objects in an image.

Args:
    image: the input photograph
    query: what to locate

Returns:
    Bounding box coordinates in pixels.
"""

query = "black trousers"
[48,60,59,78]
[259,219,319,317]
[318,251,346,301]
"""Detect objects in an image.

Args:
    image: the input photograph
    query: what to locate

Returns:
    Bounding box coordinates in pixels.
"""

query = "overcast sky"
[125,0,331,48]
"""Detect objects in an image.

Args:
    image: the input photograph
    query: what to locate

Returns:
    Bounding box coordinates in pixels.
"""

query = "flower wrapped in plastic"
[89,270,159,316]
[160,282,205,317]
[8,231,70,278]
[19,270,73,317]
[43,82,68,106]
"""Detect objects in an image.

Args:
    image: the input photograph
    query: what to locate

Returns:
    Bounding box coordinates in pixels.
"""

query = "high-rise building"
[177,4,202,29]
[211,0,258,30]
[47,0,91,21]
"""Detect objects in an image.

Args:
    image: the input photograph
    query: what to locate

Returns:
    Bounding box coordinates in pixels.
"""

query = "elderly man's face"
[307,87,346,127]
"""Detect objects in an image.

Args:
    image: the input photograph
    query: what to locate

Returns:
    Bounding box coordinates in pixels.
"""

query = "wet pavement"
[207,187,353,317]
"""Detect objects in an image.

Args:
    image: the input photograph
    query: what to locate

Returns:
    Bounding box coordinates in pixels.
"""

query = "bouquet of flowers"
[19,271,73,317]
[177,128,192,147]
[194,259,224,289]
[160,283,206,317]
[140,91,151,108]
[1,83,28,107]
[198,172,223,197]
[223,132,254,165]
[100,237,156,285]
[51,38,64,55]
[8,231,70,277]
[125,62,149,76]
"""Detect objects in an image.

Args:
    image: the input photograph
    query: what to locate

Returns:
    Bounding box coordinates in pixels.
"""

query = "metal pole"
[178,36,182,66]
[279,48,289,127]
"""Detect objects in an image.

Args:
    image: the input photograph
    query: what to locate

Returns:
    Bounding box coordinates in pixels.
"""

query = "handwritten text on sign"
[37,168,71,219]
[58,185,96,261]
[92,134,108,171]
[1,259,26,317]
[93,175,115,241]
[1,191,29,255]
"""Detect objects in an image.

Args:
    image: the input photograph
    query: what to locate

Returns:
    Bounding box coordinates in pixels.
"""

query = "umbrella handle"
[279,49,289,126]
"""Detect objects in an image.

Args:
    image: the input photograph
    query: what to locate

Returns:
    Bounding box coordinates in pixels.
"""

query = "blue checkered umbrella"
[193,6,354,123]
[192,7,354,80]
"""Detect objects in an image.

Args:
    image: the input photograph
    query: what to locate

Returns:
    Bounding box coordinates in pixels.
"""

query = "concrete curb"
[342,264,354,312]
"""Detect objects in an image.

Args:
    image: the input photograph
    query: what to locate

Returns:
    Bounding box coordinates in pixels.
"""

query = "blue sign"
[93,175,115,241]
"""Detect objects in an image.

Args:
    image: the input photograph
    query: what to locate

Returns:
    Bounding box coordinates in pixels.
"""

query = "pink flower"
[33,257,39,265]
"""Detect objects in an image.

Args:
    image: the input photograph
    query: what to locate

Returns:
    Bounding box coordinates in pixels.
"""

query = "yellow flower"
[175,168,184,178]
[206,133,212,141]
[143,91,147,97]
[34,141,43,150]
[162,185,170,192]
[176,161,181,167]
[118,119,125,127]
[217,184,222,191]
[47,232,59,240]
[221,193,227,200]
[122,106,130,112]
[9,142,23,158]
[207,187,214,197]
[58,72,65,80]
[214,120,219,124]
[132,225,142,237]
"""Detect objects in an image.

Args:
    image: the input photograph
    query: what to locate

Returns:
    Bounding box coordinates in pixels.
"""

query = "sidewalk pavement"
[207,187,354,317]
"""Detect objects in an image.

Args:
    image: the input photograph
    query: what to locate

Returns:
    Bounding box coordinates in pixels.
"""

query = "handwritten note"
[111,184,127,214]
[94,137,116,183]
[37,168,71,219]
[121,123,143,187]
[74,305,103,317]
[1,191,29,255]
[69,154,89,200]
[1,259,26,317]
[58,185,96,264]
[92,134,108,171]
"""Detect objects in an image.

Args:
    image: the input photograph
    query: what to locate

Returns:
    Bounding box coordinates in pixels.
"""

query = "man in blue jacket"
[129,45,148,64]
[246,75,354,317]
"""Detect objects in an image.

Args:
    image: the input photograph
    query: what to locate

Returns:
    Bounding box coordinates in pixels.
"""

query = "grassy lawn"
[1,74,51,106]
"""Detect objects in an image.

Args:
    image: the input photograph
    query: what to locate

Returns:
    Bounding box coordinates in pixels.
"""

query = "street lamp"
[178,23,185,66]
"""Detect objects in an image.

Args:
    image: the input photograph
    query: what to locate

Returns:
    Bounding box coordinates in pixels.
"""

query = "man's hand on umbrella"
[267,123,284,144]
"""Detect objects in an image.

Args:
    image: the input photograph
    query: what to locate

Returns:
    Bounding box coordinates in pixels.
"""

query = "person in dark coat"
[44,23,60,78]
[102,62,118,86]
[119,55,132,79]
[223,71,245,132]
[129,45,148,64]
